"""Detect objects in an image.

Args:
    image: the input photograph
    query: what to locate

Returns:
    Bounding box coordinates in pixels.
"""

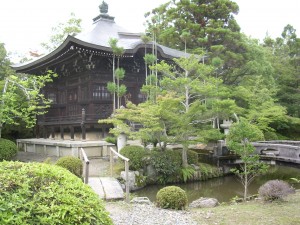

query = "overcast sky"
[0,0,299,60]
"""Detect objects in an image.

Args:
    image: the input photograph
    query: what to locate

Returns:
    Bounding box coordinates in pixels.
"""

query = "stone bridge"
[252,141,300,164]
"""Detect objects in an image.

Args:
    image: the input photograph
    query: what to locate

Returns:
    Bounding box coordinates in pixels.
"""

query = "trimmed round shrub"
[156,186,188,210]
[0,161,113,225]
[0,138,18,161]
[120,145,147,170]
[258,179,295,201]
[55,156,83,178]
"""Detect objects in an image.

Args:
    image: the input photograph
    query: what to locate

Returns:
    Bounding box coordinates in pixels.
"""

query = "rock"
[120,171,139,191]
[145,164,157,181]
[191,164,200,170]
[130,197,152,205]
[120,171,146,191]
[189,197,219,208]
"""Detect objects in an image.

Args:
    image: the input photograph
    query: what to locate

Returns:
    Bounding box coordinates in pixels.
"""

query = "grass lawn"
[191,190,300,225]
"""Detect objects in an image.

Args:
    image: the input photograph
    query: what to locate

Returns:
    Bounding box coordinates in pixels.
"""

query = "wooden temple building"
[13,1,186,141]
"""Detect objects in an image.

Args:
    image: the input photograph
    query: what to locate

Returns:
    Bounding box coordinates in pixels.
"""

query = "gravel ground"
[105,202,198,225]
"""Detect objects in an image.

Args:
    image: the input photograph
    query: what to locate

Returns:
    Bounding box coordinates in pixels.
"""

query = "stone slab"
[100,177,124,200]
[88,177,105,198]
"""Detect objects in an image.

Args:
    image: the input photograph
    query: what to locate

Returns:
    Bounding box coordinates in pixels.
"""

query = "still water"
[134,165,300,203]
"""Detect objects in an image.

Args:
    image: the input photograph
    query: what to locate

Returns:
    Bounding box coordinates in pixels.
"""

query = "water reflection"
[134,165,300,203]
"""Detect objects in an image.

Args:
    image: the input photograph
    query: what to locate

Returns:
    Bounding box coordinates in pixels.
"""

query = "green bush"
[150,150,182,184]
[0,138,18,161]
[105,136,117,145]
[258,179,295,201]
[187,150,198,165]
[55,156,83,178]
[149,149,198,184]
[120,145,147,170]
[0,161,113,225]
[156,186,188,210]
[264,131,278,140]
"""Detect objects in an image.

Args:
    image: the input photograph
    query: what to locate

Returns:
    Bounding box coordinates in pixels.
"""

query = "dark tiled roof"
[13,13,188,72]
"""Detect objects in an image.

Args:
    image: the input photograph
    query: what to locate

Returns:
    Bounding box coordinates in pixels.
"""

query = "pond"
[134,165,300,203]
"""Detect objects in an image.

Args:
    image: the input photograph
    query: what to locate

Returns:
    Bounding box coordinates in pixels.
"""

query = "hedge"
[0,161,113,225]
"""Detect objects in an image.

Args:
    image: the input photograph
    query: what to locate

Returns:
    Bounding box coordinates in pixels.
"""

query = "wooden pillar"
[51,127,55,139]
[60,126,64,140]
[70,126,75,140]
[81,108,86,141]
[43,126,47,139]
[81,124,86,141]
[36,126,41,139]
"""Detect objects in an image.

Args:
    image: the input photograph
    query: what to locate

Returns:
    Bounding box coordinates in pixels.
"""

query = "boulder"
[189,197,219,208]
[120,171,146,191]
[130,197,152,205]
[120,171,139,191]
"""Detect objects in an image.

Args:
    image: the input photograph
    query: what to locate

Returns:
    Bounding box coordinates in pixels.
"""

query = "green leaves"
[0,71,56,137]
[0,161,113,225]
[227,119,268,200]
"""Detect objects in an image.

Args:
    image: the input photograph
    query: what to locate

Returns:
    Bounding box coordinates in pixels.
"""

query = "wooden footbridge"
[80,147,130,202]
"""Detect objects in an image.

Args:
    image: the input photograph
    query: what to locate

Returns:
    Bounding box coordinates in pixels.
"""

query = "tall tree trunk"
[182,144,188,168]
[244,163,248,201]
[112,56,116,112]
[117,78,120,109]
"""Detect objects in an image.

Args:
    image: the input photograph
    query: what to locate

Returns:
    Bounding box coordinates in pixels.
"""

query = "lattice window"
[68,105,79,116]
[93,84,111,100]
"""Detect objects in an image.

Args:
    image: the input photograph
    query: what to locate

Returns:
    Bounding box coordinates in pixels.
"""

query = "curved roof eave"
[12,36,189,72]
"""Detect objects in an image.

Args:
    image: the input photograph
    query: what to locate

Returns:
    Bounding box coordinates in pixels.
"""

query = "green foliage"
[263,131,278,141]
[227,119,269,201]
[180,166,195,183]
[258,180,295,201]
[115,68,125,80]
[105,136,117,145]
[0,71,57,138]
[149,150,182,184]
[0,161,113,225]
[145,0,247,84]
[187,150,198,165]
[144,54,157,65]
[135,174,147,187]
[199,127,225,143]
[41,13,82,52]
[199,163,222,180]
[120,146,147,171]
[55,156,83,178]
[0,43,12,80]
[0,138,17,161]
[156,186,188,210]
[290,178,300,183]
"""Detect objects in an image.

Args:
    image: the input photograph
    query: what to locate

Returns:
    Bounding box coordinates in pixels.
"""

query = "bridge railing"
[80,147,90,184]
[109,147,130,203]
